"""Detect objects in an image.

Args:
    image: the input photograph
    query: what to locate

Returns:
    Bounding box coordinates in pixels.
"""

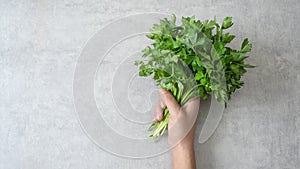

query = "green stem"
[180,84,201,104]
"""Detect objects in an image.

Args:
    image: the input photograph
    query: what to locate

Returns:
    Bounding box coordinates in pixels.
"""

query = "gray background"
[1,0,299,169]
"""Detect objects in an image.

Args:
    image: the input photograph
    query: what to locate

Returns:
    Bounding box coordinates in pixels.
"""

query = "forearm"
[171,136,196,169]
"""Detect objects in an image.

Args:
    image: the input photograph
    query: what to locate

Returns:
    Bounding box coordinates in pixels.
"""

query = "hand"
[153,88,200,146]
[153,88,200,169]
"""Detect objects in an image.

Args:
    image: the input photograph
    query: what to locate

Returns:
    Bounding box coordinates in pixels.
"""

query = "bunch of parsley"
[135,15,254,140]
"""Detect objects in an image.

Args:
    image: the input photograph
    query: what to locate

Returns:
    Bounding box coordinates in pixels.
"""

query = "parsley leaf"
[135,14,255,140]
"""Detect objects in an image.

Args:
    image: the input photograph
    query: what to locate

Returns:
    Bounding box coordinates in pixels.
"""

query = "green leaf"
[222,33,235,43]
[213,42,226,55]
[232,52,248,62]
[241,38,252,53]
[222,17,233,29]
[134,60,143,66]
[194,72,204,80]
[142,46,151,57]
[240,63,256,68]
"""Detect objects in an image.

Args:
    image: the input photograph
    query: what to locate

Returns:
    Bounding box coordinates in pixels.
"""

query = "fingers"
[181,97,200,115]
[159,88,180,117]
[154,88,200,124]
[153,98,165,122]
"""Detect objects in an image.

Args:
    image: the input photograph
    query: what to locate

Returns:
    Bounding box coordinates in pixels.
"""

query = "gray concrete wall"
[1,0,299,169]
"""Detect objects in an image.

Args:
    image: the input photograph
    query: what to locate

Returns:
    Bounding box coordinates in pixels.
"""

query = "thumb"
[159,88,180,117]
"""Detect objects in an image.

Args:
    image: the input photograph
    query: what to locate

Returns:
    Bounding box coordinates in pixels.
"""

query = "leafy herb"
[135,15,255,140]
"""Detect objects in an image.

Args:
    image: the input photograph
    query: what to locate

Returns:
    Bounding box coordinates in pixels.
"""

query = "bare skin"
[153,88,200,169]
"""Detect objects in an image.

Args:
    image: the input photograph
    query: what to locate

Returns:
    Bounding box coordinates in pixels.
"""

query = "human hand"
[153,88,200,147]
[153,88,200,169]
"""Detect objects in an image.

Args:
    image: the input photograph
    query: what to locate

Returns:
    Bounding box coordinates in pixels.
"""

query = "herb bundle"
[135,15,254,140]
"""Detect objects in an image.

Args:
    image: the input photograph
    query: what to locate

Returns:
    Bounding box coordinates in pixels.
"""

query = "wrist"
[171,137,196,169]
[171,138,194,153]
[171,132,194,153]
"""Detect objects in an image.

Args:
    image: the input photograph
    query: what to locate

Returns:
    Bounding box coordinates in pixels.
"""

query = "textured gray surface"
[1,0,299,169]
